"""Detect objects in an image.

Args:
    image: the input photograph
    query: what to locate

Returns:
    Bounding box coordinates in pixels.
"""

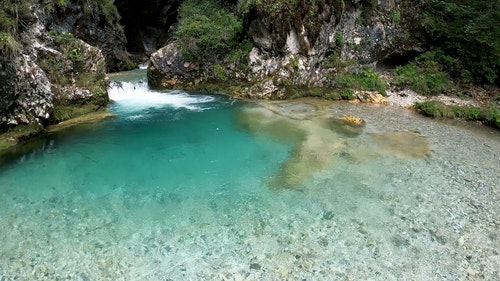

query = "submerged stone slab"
[48,111,116,132]
[238,99,432,188]
[370,131,430,158]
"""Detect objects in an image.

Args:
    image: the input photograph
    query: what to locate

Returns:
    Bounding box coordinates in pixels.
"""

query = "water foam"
[108,80,215,112]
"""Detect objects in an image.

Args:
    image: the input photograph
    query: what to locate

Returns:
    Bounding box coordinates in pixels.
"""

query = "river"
[0,69,498,280]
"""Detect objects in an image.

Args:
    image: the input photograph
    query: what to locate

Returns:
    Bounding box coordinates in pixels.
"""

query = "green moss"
[414,101,500,129]
[52,104,101,123]
[0,123,44,151]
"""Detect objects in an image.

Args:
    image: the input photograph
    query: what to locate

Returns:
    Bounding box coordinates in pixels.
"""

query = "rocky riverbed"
[1,98,498,280]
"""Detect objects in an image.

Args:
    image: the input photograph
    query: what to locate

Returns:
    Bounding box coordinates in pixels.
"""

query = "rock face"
[147,43,197,89]
[0,55,52,127]
[0,1,110,135]
[149,0,426,98]
[45,1,133,72]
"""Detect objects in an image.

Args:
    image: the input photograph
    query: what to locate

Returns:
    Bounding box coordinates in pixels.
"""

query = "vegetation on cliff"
[422,0,499,86]
[175,0,243,63]
[0,0,33,59]
[37,31,109,123]
[0,0,113,149]
[0,0,121,55]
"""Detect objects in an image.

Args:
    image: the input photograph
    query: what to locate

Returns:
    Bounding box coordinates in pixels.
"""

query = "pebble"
[457,236,466,247]
[466,267,477,276]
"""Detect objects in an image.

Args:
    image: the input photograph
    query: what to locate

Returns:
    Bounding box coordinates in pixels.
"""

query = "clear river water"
[0,70,498,280]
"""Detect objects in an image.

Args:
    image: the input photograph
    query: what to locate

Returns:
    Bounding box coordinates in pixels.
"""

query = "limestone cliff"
[148,0,426,98]
[0,0,118,145]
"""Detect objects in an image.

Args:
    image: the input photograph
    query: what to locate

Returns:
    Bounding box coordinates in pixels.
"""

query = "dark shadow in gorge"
[113,0,182,62]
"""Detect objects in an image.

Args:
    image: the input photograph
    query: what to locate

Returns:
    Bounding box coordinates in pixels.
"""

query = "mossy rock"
[0,123,44,151]
[52,104,102,123]
[329,115,365,137]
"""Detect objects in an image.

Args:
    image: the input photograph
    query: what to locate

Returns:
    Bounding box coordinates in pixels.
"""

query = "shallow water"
[0,70,499,280]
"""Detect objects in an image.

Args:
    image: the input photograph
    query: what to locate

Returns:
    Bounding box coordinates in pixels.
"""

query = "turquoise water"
[1,70,499,280]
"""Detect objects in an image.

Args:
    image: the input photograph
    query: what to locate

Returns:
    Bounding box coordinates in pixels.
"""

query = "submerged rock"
[238,102,345,188]
[370,131,430,158]
[329,115,365,137]
[239,100,431,188]
[339,115,365,126]
[47,110,116,132]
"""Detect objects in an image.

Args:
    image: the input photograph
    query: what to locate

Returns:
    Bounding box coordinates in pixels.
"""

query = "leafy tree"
[422,0,500,85]
[174,0,242,63]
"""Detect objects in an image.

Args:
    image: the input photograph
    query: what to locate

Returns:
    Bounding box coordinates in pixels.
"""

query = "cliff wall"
[0,0,121,145]
[148,0,426,98]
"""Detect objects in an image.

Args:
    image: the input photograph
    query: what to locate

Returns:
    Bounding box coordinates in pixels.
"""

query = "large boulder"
[44,0,134,71]
[148,42,204,89]
[0,55,52,127]
[1,4,110,131]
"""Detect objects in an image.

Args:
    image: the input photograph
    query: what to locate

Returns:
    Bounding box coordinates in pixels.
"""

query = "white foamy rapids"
[108,81,215,112]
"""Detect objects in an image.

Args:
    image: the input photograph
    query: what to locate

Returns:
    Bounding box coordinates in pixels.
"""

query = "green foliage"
[214,64,228,82]
[38,56,69,86]
[49,31,86,72]
[334,69,387,95]
[285,68,384,100]
[394,51,452,95]
[175,0,243,63]
[414,101,455,118]
[323,53,341,69]
[0,0,33,59]
[485,103,500,128]
[292,56,300,69]
[339,88,355,100]
[42,0,120,28]
[422,0,500,85]
[39,31,107,107]
[355,16,364,25]
[240,0,300,18]
[92,0,121,27]
[227,40,253,68]
[0,0,33,33]
[57,0,67,8]
[284,86,343,100]
[335,31,344,45]
[451,105,481,120]
[414,101,500,128]
[0,32,20,57]
[391,9,401,24]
